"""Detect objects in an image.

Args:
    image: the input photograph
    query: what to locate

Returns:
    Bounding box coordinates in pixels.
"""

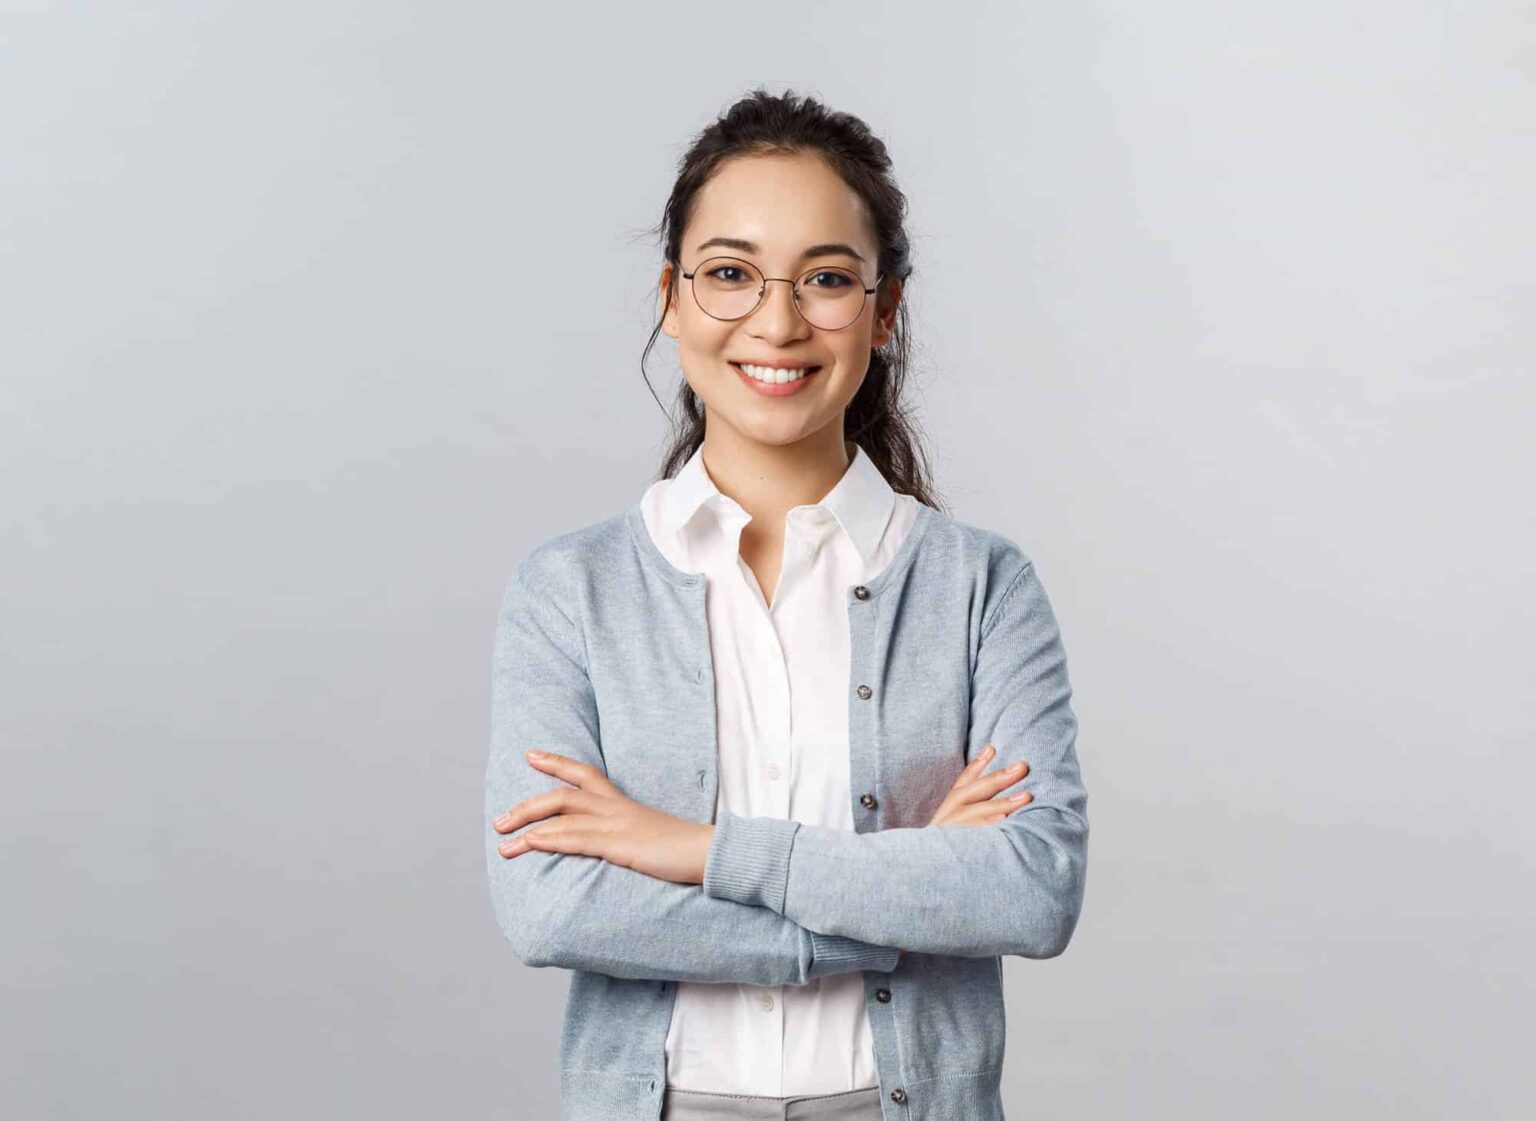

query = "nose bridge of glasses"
[759,274,803,308]
[750,275,810,333]
[689,257,865,328]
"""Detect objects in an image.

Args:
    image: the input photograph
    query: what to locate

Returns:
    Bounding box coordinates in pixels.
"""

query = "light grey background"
[3,2,1532,1118]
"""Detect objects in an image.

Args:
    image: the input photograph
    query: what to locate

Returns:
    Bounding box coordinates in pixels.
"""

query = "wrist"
[695,823,716,885]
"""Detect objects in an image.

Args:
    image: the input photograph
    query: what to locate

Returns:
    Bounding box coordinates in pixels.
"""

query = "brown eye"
[707,264,752,284]
[805,270,854,289]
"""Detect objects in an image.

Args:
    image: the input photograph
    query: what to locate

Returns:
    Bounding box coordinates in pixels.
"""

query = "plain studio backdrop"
[2,3,1532,1118]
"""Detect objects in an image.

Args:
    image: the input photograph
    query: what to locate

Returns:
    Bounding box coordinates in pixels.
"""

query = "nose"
[748,277,812,343]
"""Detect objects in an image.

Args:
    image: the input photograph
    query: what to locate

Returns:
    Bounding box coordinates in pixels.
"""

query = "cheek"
[675,326,736,395]
[675,301,733,350]
[829,335,874,381]
[679,340,740,388]
[834,316,874,356]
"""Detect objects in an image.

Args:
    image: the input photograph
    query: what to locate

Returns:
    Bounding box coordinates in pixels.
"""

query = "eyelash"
[706,266,852,288]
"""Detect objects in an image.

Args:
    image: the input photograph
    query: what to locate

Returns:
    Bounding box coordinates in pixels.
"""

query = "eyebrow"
[694,236,867,264]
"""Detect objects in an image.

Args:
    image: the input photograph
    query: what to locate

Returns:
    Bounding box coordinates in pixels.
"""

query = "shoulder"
[917,504,1038,584]
[920,505,1035,573]
[505,508,632,600]
[914,505,1047,633]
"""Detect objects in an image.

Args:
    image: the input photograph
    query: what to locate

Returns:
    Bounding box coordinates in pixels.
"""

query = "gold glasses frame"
[680,255,884,331]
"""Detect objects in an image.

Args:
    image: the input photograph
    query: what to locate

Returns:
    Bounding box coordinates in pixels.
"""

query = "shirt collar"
[658,441,899,564]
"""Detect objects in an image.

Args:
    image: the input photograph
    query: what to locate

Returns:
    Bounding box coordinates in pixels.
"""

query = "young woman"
[486,90,1089,1121]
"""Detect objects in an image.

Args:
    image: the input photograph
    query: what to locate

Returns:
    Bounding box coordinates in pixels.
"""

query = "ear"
[659,262,680,340]
[870,276,902,350]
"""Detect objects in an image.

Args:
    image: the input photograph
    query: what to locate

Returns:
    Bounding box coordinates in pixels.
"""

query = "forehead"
[686,151,876,258]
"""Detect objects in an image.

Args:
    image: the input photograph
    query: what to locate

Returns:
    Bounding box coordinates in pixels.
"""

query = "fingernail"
[1010,792,1031,801]
[526,750,545,759]
[1008,762,1024,773]
[983,745,995,759]
[495,813,513,829]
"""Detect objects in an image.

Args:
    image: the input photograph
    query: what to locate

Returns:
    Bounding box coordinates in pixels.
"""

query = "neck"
[698,424,853,534]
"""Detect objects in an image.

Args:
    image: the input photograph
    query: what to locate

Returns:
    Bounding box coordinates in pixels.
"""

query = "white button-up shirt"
[638,439,921,1096]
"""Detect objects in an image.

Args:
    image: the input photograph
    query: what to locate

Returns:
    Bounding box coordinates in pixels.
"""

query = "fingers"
[955,757,1031,804]
[987,759,1030,793]
[954,744,995,785]
[493,784,599,835]
[971,790,1035,826]
[952,746,1030,792]
[930,787,1034,830]
[944,745,998,800]
[497,817,598,859]
[522,749,623,796]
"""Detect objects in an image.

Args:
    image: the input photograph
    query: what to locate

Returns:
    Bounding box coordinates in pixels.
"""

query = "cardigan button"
[859,792,878,809]
[890,1088,907,1104]
[875,987,891,1002]
[853,585,870,600]
[856,684,872,700]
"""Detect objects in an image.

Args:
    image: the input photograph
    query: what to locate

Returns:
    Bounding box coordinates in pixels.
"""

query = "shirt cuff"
[702,810,800,912]
[808,931,902,977]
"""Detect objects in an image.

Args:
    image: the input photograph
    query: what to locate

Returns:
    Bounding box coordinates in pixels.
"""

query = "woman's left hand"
[493,750,714,886]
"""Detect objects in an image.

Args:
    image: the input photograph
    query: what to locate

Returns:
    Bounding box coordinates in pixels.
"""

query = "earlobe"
[659,264,679,338]
[871,278,900,348]
[654,264,672,334]
[872,311,895,349]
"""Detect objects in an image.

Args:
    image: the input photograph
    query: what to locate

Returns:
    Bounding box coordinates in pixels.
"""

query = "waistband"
[661,1084,883,1121]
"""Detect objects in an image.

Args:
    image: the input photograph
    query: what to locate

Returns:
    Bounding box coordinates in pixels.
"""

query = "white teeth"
[738,362,814,384]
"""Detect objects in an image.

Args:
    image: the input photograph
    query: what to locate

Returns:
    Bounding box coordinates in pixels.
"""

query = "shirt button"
[875,988,891,1003]
[758,992,775,1012]
[853,585,870,600]
[765,762,780,780]
[890,1088,908,1104]
[856,684,872,700]
[859,792,878,809]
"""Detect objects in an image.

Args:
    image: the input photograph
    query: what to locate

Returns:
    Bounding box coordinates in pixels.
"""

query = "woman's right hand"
[926,744,1032,827]
[896,745,1032,963]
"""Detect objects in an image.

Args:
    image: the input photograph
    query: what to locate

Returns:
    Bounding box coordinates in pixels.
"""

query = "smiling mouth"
[731,361,823,385]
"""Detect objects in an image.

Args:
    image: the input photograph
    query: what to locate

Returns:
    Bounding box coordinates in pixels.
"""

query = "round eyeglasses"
[680,256,882,332]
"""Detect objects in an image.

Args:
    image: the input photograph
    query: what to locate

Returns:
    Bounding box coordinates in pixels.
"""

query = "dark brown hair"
[640,88,946,512]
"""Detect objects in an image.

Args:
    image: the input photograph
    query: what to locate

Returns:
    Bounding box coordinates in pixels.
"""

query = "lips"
[730,361,822,382]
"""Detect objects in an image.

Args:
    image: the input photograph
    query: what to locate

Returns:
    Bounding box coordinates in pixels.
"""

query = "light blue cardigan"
[485,499,1090,1121]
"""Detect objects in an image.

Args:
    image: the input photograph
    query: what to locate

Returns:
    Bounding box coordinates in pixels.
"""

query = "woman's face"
[659,151,902,450]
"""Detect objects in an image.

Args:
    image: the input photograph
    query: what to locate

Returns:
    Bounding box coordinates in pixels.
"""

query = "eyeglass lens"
[690,256,871,331]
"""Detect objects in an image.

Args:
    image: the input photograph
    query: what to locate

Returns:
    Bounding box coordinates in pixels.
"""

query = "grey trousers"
[660,1085,885,1121]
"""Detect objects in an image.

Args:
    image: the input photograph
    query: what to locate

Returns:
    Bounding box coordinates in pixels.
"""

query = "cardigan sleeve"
[702,559,1089,959]
[485,554,901,985]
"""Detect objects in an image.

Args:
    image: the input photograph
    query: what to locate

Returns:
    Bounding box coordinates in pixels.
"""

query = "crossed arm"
[701,559,1088,959]
[484,550,1088,981]
[484,558,899,986]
